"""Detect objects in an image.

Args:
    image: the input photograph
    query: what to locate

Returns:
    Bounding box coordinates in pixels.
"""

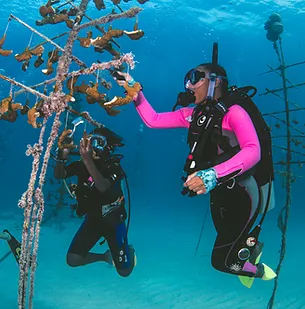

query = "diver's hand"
[58,129,75,150]
[56,147,70,162]
[183,172,206,195]
[113,71,133,86]
[60,148,70,159]
[79,136,93,162]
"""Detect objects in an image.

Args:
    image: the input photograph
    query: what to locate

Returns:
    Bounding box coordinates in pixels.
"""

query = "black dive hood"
[172,42,219,111]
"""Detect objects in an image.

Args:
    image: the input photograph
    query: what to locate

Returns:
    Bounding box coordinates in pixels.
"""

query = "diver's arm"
[134,91,193,129]
[82,157,111,194]
[213,105,261,182]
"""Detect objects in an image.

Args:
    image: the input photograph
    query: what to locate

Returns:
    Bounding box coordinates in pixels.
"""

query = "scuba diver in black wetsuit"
[54,126,136,277]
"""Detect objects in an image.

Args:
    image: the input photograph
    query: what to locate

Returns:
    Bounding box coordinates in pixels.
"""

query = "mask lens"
[90,135,107,153]
[184,69,206,88]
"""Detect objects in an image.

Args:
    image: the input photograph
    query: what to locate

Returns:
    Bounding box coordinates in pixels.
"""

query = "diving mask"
[184,69,207,89]
[90,134,107,156]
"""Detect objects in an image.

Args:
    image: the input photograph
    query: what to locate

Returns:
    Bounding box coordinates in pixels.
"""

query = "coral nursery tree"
[0,0,146,307]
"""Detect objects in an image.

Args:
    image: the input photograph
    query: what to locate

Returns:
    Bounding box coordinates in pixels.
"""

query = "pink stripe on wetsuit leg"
[134,91,261,179]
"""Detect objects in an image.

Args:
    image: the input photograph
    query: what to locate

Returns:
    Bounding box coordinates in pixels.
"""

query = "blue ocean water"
[0,0,305,308]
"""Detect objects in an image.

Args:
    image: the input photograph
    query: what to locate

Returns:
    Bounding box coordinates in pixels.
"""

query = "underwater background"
[0,0,305,308]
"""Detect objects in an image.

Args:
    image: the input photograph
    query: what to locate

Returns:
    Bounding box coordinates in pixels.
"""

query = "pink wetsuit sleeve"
[213,105,261,179]
[133,91,192,128]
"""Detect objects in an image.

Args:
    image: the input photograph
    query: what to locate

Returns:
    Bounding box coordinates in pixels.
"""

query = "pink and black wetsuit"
[134,91,261,180]
[133,91,264,277]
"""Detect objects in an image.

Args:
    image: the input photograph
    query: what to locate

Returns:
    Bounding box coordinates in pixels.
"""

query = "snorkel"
[172,42,219,111]
[206,42,218,101]
[69,117,84,138]
[67,117,86,156]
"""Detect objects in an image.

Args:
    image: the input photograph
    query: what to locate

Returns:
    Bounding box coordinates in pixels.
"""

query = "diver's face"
[88,134,108,159]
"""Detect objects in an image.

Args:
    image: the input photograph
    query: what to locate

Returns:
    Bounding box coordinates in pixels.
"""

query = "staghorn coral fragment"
[36,12,70,26]
[42,58,54,75]
[48,48,60,62]
[94,0,106,10]
[68,7,78,16]
[104,95,131,107]
[86,95,96,104]
[65,93,75,103]
[90,28,124,49]
[123,17,144,40]
[0,94,23,116]
[0,110,18,122]
[65,19,74,29]
[22,61,30,72]
[0,35,6,47]
[0,96,12,114]
[11,103,23,111]
[34,56,44,68]
[15,47,32,62]
[20,101,30,115]
[58,129,77,149]
[27,108,42,128]
[39,0,60,17]
[123,29,144,40]
[77,30,92,47]
[27,101,44,128]
[66,75,79,98]
[41,48,60,75]
[95,42,120,58]
[39,5,55,18]
[0,49,13,56]
[74,81,89,94]
[103,104,121,116]
[104,82,142,108]
[0,34,13,56]
[85,82,106,104]
[29,45,44,57]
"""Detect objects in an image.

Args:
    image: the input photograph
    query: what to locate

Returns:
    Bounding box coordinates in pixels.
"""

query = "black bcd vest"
[184,86,274,187]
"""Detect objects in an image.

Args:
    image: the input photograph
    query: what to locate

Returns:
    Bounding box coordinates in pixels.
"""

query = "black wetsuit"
[187,102,266,277]
[209,176,261,276]
[65,157,135,276]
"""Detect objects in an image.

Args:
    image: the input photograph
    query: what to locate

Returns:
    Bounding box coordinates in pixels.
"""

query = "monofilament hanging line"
[267,36,293,309]
[27,32,34,48]
[3,17,12,37]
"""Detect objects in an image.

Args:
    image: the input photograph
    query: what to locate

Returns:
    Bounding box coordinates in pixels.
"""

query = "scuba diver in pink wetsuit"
[110,43,276,287]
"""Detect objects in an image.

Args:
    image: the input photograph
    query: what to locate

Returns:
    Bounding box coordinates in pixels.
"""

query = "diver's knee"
[66,253,83,267]
[114,246,136,277]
